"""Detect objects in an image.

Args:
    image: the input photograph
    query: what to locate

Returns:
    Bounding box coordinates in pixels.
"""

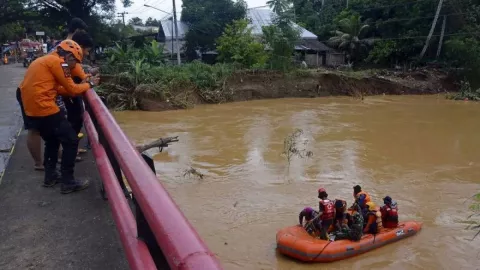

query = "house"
[157,8,344,67]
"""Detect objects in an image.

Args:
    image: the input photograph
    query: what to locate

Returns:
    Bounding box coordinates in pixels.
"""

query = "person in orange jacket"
[19,40,99,194]
[363,202,383,234]
[352,185,371,218]
[317,188,335,240]
[16,19,94,170]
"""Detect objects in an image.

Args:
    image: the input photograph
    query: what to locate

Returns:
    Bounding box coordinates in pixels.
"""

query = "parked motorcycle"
[23,51,37,68]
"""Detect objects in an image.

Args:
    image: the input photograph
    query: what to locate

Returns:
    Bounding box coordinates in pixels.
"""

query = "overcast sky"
[115,0,269,22]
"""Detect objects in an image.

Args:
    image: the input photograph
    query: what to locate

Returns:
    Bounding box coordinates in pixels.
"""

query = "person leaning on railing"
[15,18,90,171]
[19,40,99,194]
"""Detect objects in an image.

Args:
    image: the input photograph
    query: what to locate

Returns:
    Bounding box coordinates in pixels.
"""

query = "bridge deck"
[0,131,128,270]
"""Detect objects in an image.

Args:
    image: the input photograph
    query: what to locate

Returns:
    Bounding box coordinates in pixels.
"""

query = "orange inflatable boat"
[276,221,422,262]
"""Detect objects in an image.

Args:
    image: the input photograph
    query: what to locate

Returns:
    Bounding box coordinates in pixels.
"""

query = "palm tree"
[267,0,289,15]
[328,14,372,63]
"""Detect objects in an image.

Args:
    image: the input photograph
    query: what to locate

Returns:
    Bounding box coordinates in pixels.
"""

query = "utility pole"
[144,3,181,65]
[419,0,443,60]
[436,15,446,58]
[172,0,181,65]
[117,12,128,26]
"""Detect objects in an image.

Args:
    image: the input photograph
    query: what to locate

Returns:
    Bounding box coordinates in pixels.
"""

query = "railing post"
[133,153,170,269]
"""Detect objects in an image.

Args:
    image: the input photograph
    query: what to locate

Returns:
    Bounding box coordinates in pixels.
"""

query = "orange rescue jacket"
[19,53,90,117]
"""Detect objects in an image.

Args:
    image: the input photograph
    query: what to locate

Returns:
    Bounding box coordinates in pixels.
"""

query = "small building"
[157,8,345,67]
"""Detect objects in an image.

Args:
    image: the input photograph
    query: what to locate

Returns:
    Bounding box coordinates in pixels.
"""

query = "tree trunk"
[436,15,446,58]
[419,0,444,60]
[135,136,179,153]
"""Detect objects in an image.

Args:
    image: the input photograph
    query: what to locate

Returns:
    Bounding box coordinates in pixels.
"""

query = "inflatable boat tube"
[276,221,422,262]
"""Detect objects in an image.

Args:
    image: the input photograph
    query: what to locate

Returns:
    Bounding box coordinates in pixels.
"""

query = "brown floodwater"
[114,95,480,269]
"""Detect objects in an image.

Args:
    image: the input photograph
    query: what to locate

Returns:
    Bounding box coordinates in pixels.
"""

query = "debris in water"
[183,167,204,180]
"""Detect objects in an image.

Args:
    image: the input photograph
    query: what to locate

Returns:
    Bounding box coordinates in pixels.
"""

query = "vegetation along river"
[114,95,480,269]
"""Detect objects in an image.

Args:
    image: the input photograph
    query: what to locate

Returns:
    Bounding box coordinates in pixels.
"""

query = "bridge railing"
[83,89,222,270]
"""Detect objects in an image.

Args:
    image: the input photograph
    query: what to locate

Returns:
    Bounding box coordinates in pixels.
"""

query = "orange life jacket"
[366,210,383,234]
[319,199,335,220]
[354,191,371,204]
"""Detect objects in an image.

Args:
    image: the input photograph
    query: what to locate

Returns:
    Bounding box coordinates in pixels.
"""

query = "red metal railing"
[83,89,222,270]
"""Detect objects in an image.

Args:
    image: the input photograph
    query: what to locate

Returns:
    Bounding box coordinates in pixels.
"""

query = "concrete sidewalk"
[0,132,128,270]
[0,64,24,177]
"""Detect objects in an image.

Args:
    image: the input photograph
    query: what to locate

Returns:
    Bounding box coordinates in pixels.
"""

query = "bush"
[99,53,235,110]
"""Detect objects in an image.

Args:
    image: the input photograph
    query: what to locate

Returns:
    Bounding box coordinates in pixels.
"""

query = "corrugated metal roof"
[160,19,189,40]
[161,8,317,41]
[247,9,317,40]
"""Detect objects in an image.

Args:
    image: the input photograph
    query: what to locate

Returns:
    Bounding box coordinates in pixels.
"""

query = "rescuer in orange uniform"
[19,40,99,194]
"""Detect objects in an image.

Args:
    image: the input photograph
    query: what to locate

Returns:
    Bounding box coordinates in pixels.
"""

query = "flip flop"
[77,148,88,154]
[34,165,45,171]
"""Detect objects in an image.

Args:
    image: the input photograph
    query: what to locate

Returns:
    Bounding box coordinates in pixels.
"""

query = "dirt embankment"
[112,68,457,111]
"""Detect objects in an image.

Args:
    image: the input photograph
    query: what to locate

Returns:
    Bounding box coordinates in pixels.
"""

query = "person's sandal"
[77,148,88,154]
[34,165,45,171]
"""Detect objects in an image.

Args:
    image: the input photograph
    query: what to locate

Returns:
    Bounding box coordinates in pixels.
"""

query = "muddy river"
[114,95,480,269]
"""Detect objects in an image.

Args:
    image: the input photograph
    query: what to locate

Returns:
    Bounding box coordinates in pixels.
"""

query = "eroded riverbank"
[115,96,479,269]
[101,68,456,112]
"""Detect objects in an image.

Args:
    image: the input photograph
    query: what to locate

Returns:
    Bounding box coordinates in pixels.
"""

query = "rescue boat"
[276,221,422,262]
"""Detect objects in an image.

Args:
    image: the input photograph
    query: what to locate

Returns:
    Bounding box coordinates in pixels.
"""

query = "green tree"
[181,0,247,60]
[262,4,301,71]
[216,19,268,68]
[328,14,372,63]
[267,0,289,14]
[145,17,160,26]
[128,17,143,26]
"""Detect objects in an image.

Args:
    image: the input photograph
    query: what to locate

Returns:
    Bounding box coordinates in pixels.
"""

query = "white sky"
[115,0,269,22]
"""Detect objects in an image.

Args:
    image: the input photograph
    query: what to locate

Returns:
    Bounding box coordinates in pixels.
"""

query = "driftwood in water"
[135,136,179,153]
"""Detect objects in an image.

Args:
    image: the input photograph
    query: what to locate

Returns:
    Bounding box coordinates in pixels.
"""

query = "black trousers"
[28,112,78,182]
[64,96,84,135]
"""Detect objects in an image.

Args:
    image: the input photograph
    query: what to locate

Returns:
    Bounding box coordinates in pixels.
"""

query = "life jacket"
[354,191,371,204]
[381,204,399,228]
[366,210,383,234]
[319,199,335,220]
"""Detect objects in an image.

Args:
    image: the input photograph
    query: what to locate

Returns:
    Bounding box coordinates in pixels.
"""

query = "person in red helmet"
[317,188,335,240]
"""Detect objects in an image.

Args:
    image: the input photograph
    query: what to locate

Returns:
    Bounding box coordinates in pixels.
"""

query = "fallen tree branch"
[135,136,179,153]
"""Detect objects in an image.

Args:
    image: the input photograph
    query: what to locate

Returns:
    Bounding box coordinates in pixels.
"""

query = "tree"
[216,19,268,68]
[181,0,247,59]
[262,2,301,71]
[145,17,160,26]
[328,14,372,63]
[267,0,289,14]
[128,17,143,26]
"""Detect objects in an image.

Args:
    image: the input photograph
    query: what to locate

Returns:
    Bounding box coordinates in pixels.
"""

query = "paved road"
[0,63,24,177]
[0,64,128,269]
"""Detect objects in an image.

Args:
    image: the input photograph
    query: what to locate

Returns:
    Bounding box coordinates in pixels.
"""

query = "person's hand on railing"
[89,67,100,76]
[88,75,100,88]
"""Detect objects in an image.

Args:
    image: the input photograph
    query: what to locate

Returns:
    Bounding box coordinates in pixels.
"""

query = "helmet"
[335,199,346,209]
[383,196,392,204]
[304,207,313,214]
[57,40,83,62]
[318,188,326,193]
[366,202,376,211]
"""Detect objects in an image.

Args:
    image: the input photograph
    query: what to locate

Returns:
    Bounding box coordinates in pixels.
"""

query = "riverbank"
[100,66,457,112]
